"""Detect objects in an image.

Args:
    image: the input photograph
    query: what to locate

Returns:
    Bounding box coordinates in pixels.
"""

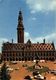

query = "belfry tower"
[17,11,24,43]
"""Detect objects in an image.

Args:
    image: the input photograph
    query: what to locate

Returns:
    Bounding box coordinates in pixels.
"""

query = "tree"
[24,75,32,80]
[1,62,11,80]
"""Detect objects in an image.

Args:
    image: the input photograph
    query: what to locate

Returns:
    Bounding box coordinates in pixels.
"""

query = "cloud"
[25,0,56,13]
[24,32,30,42]
[24,31,56,48]
[0,0,3,3]
[0,0,2,2]
[0,38,8,52]
[31,17,36,20]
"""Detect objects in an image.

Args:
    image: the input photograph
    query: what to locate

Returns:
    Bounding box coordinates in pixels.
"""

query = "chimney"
[37,42,39,44]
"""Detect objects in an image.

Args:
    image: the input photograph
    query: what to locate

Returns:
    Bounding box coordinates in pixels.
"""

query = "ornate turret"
[51,42,55,50]
[17,11,24,43]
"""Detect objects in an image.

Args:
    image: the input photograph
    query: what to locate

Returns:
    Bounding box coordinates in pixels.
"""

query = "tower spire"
[17,10,24,43]
[18,11,23,27]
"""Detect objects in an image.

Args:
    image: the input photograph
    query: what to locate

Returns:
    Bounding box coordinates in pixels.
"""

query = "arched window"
[13,58,15,61]
[19,58,21,61]
[44,53,45,56]
[7,58,9,61]
[41,53,42,56]
[10,53,12,56]
[35,53,37,56]
[52,53,54,56]
[4,58,6,61]
[46,53,48,56]
[16,53,18,56]
[10,57,13,61]
[7,53,9,57]
[22,52,24,56]
[16,58,18,61]
[19,53,21,56]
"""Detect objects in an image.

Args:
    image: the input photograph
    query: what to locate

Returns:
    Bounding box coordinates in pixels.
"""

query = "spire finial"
[18,10,23,21]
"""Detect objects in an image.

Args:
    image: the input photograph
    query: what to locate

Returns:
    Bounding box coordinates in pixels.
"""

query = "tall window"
[10,53,12,56]
[52,53,54,56]
[16,53,18,56]
[22,52,24,56]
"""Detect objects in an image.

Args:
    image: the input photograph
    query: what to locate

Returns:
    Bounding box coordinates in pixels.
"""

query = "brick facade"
[1,11,56,61]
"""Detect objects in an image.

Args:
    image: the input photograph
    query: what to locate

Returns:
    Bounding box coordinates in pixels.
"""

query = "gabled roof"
[2,42,55,52]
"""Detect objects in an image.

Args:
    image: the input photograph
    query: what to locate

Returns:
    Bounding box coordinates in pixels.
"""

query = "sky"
[0,0,56,52]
